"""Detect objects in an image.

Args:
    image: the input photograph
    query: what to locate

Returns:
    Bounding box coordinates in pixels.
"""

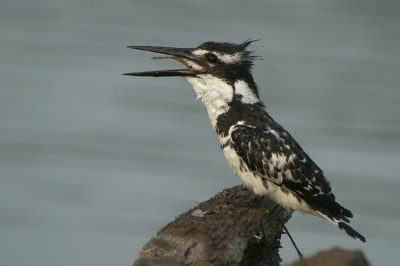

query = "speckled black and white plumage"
[216,99,361,239]
[127,40,366,242]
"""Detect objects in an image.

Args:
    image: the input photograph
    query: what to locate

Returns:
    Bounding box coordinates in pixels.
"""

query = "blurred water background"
[1,0,399,265]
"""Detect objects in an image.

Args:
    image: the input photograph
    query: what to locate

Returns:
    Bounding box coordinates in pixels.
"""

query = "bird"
[124,40,366,242]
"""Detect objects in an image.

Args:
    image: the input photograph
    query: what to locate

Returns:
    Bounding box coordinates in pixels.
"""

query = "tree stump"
[133,185,292,266]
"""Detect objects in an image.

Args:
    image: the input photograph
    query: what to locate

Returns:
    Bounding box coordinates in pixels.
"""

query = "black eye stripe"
[206,53,218,63]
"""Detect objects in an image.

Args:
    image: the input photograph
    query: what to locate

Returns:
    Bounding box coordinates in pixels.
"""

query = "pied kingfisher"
[124,40,365,242]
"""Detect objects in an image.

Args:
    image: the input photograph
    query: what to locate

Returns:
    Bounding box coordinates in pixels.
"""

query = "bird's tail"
[337,221,366,242]
[306,194,366,242]
[315,206,366,242]
[317,211,366,242]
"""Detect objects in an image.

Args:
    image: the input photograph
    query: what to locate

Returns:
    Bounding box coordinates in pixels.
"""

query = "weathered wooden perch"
[133,186,371,265]
[133,185,292,266]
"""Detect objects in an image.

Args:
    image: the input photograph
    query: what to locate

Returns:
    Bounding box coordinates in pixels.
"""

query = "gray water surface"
[1,0,399,265]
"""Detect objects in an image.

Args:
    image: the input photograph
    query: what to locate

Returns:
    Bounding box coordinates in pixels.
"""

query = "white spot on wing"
[270,156,282,170]
[284,169,293,179]
[268,128,281,141]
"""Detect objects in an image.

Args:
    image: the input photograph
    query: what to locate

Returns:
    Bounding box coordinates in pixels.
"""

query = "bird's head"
[124,40,259,84]
[125,40,263,116]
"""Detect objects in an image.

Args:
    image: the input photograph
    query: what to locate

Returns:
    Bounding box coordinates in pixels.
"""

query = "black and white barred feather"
[226,116,365,242]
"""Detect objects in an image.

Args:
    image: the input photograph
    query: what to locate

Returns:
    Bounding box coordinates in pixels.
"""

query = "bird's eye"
[205,53,218,63]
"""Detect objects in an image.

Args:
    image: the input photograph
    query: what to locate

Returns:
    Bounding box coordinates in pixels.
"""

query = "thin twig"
[283,225,304,260]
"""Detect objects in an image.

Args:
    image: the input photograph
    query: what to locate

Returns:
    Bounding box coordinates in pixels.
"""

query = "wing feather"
[230,123,332,196]
[229,122,354,220]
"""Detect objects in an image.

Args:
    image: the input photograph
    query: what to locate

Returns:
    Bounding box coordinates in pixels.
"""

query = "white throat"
[186,75,233,128]
[185,76,261,129]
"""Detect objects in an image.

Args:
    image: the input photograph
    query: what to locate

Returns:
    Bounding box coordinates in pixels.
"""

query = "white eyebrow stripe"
[193,49,241,64]
[214,52,241,63]
[193,49,208,56]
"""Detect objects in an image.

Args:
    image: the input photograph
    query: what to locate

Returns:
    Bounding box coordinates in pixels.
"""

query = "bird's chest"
[221,144,269,196]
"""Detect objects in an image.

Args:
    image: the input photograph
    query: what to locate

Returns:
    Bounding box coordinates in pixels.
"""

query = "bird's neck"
[185,75,263,131]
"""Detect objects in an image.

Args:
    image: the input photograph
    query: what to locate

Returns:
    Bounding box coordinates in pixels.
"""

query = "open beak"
[123,46,206,77]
